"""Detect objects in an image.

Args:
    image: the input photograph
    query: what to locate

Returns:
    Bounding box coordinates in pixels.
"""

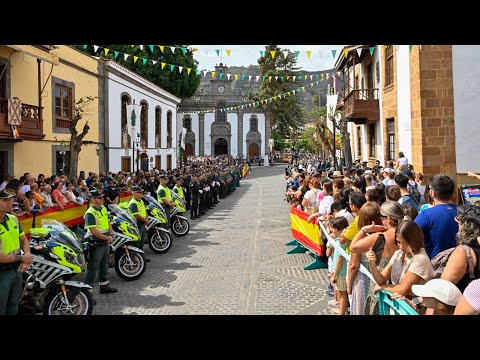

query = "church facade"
[176,64,270,159]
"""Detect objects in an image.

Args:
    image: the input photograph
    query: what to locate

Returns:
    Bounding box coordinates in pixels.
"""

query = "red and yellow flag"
[290,206,324,256]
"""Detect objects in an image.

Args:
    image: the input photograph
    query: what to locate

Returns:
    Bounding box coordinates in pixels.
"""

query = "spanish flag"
[290,206,324,256]
[242,163,247,178]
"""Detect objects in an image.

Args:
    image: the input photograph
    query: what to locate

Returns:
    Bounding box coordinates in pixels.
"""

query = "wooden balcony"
[343,89,379,125]
[0,98,45,140]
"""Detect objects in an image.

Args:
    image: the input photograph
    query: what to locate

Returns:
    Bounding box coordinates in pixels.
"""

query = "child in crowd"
[329,216,350,314]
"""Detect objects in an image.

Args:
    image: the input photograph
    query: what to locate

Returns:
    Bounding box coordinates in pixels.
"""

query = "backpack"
[431,244,475,279]
[407,182,421,205]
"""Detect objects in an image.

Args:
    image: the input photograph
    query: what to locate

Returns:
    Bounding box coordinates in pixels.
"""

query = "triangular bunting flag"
[419,45,423,50]
[262,76,266,81]
[104,48,110,56]
[302,86,306,91]
[275,76,278,81]
[83,45,88,49]
[241,74,246,80]
[248,75,252,82]
[331,49,337,58]
[219,73,224,79]
[255,76,260,82]
[310,75,313,80]
[93,45,99,53]
[369,47,375,55]
[195,69,200,75]
[316,74,319,80]
[181,47,187,55]
[288,92,291,96]
[178,66,183,73]
[270,50,276,58]
[409,45,414,52]
[304,75,308,80]
[294,51,300,59]
[203,70,208,77]
[133,56,139,63]
[159,46,164,53]
[170,47,176,54]
[306,50,312,60]
[139,45,144,50]
[382,45,388,49]
[292,90,296,95]
[356,48,362,57]
[293,76,296,81]
[149,45,154,53]
[124,53,130,61]
[343,49,349,57]
[142,58,147,65]
[161,62,166,69]
[211,71,216,78]
[187,68,192,75]
[321,73,324,79]
[152,60,157,65]
[114,51,119,59]
[283,50,289,58]
[234,74,238,80]
[169,64,175,71]
[287,76,290,80]
[215,49,220,56]
[280,76,284,81]
[226,49,231,56]
[259,50,264,57]
[227,73,231,80]
[268,76,272,81]
[310,83,314,87]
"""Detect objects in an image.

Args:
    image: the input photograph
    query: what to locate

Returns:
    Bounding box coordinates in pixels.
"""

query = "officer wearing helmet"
[84,188,117,295]
[0,189,34,315]
[128,187,149,255]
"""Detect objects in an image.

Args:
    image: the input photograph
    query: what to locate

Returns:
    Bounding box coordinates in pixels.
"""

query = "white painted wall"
[227,113,238,157]
[106,69,178,172]
[204,113,215,156]
[396,45,412,164]
[243,113,266,157]
[375,46,385,164]
[452,45,480,173]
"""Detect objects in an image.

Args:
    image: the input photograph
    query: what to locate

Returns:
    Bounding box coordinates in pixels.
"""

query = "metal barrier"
[377,290,418,315]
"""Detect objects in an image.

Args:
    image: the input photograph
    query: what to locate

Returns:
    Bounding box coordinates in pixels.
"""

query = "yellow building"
[0,45,102,179]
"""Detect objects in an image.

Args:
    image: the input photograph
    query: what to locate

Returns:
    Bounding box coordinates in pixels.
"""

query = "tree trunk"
[343,134,353,168]
[69,139,82,179]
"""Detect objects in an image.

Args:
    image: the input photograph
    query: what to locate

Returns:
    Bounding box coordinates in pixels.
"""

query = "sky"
[191,45,345,72]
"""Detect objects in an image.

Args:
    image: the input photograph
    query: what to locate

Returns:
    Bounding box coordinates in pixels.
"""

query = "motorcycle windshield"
[144,195,164,210]
[41,219,80,248]
[108,204,136,227]
[49,230,83,253]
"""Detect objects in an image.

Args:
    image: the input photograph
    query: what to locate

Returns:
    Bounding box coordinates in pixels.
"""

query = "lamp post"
[133,132,140,174]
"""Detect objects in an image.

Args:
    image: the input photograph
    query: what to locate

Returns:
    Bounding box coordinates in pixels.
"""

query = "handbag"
[371,233,386,264]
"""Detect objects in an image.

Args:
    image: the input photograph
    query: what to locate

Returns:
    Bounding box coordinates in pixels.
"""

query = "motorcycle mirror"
[45,241,56,247]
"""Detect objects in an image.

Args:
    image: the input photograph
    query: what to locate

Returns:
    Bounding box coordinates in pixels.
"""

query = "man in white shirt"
[19,174,34,194]
[0,174,13,190]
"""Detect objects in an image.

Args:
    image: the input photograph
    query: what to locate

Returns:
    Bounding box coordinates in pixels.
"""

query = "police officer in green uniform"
[157,175,174,227]
[173,178,185,207]
[84,188,118,295]
[0,189,33,315]
[128,187,149,258]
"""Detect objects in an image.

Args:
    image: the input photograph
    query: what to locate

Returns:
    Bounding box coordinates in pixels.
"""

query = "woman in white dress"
[396,152,409,172]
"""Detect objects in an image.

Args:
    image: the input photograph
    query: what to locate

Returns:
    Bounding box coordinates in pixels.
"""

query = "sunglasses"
[378,212,388,218]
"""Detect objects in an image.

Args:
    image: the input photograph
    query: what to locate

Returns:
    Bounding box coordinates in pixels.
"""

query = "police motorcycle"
[131,195,173,254]
[20,220,93,315]
[85,204,146,281]
[168,191,190,237]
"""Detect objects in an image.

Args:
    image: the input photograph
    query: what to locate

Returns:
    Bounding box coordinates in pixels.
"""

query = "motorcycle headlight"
[65,252,85,267]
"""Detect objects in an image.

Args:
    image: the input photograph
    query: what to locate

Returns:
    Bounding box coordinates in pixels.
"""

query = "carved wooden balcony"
[0,98,45,140]
[343,89,379,125]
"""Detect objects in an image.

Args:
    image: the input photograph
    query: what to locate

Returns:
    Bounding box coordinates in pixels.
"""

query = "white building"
[103,60,181,172]
[176,64,269,159]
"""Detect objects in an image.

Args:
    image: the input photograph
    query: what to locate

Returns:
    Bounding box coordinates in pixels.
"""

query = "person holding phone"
[350,201,404,314]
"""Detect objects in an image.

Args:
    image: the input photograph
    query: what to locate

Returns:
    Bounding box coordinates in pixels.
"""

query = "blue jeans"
[0,268,22,315]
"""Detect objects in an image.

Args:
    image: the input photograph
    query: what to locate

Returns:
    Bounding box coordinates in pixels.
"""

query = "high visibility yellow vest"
[84,205,110,233]
[0,214,21,255]
[157,184,172,201]
[173,185,184,198]
[129,197,147,217]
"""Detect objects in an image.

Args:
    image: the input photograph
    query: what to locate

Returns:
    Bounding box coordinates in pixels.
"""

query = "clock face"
[217,85,225,94]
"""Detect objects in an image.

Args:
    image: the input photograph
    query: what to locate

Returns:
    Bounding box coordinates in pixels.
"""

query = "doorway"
[214,138,228,155]
[248,143,260,158]
[121,157,131,172]
[185,143,194,156]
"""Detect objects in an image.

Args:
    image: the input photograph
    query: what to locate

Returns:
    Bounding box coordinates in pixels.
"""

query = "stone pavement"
[93,166,333,315]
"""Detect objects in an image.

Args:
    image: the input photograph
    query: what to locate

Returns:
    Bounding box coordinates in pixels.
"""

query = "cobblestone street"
[93,166,332,315]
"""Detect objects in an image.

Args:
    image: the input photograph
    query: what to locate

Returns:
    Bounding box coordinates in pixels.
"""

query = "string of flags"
[82,45,334,82]
[91,45,421,60]
[178,75,336,115]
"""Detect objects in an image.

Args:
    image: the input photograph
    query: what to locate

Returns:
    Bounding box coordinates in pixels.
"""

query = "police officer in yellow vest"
[157,175,174,227]
[173,178,185,207]
[0,189,33,315]
[84,188,117,295]
[128,187,149,258]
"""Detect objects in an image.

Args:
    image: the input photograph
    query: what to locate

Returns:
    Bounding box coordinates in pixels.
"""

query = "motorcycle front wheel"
[148,228,172,254]
[44,287,93,315]
[171,217,190,237]
[115,249,146,280]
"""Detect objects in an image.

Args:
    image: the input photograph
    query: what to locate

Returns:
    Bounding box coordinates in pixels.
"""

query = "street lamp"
[133,132,140,174]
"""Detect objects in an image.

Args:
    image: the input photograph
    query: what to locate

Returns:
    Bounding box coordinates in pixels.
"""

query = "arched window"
[167,111,172,148]
[183,116,192,132]
[140,100,148,148]
[155,107,162,148]
[250,117,258,132]
[216,101,227,122]
[121,94,131,148]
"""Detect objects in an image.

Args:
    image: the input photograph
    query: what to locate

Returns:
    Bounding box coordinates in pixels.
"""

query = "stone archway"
[185,143,194,156]
[211,122,232,155]
[246,130,262,158]
[185,131,196,156]
[214,138,228,155]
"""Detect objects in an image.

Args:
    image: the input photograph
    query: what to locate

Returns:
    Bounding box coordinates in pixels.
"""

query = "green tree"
[251,45,304,139]
[74,45,200,98]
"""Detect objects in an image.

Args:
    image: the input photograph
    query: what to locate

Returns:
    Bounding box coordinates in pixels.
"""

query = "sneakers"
[328,299,338,306]
[327,284,335,296]
[99,285,118,294]
[331,307,340,314]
